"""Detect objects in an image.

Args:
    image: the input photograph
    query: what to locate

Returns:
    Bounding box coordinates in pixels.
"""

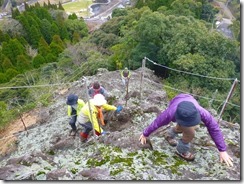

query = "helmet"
[91,94,107,106]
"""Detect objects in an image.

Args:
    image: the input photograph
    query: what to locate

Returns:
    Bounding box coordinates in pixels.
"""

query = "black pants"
[69,115,77,131]
[81,122,93,135]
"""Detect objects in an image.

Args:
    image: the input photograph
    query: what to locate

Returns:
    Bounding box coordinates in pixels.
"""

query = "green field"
[62,0,93,17]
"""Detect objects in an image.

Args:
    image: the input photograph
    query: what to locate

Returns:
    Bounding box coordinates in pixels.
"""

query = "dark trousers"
[81,122,93,135]
[69,115,77,131]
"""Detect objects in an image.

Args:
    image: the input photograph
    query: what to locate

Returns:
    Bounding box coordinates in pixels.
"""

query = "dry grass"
[0,109,38,156]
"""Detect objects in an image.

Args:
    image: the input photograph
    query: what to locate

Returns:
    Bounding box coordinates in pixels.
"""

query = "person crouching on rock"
[66,94,85,136]
[139,93,233,167]
[77,94,123,142]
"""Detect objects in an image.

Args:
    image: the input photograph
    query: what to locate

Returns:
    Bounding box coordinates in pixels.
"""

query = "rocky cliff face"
[0,68,240,180]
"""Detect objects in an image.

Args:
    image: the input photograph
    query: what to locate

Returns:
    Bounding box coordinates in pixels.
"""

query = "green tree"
[0,101,7,121]
[45,53,57,63]
[51,35,65,49]
[58,1,65,10]
[68,13,78,20]
[168,0,202,18]
[1,39,25,66]
[16,55,32,72]
[65,19,88,39]
[0,30,10,43]
[11,7,20,19]
[38,37,51,56]
[40,19,53,44]
[29,25,42,48]
[135,0,174,11]
[5,68,19,80]
[229,20,240,42]
[112,8,128,17]
[32,54,46,68]
[50,42,63,57]
[200,1,218,22]
[51,23,60,37]
[0,73,7,83]
[1,57,14,72]
[72,31,81,44]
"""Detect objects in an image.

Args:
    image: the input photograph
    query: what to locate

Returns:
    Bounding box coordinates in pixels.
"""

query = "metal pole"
[83,77,98,144]
[140,57,146,100]
[125,78,129,106]
[217,78,238,123]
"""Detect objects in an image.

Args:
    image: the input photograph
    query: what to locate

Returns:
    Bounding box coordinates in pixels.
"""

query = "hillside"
[0,68,240,180]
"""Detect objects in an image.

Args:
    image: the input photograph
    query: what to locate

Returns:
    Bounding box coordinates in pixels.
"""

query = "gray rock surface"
[0,68,240,180]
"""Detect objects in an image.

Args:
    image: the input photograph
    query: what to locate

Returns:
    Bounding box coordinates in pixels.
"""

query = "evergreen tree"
[0,30,11,43]
[38,37,51,56]
[16,15,31,43]
[0,73,7,83]
[72,31,81,44]
[45,53,57,63]
[2,57,14,72]
[32,54,46,68]
[24,2,30,11]
[17,36,28,46]
[59,24,69,40]
[40,19,53,44]
[2,39,25,66]
[16,55,32,72]
[11,7,20,19]
[29,25,42,48]
[68,13,78,20]
[58,1,65,10]
[50,42,63,57]
[51,23,60,37]
[51,35,65,49]
[5,68,19,81]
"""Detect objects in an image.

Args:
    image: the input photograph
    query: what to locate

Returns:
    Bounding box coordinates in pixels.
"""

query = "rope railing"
[141,56,240,124]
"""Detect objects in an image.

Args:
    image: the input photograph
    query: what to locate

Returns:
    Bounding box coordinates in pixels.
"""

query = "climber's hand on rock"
[219,151,233,167]
[139,134,147,145]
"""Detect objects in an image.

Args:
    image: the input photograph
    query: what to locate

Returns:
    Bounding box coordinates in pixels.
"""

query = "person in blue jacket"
[88,81,108,98]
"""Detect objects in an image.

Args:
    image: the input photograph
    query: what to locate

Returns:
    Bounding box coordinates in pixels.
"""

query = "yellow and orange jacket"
[80,100,117,133]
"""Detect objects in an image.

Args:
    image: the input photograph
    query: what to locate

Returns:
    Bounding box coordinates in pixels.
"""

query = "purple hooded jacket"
[143,93,227,152]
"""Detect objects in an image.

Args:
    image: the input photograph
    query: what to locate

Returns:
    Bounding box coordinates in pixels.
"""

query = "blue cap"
[175,101,201,127]
[66,94,78,105]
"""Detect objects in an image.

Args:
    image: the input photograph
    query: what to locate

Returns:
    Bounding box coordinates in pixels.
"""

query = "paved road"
[85,0,125,31]
[214,0,235,20]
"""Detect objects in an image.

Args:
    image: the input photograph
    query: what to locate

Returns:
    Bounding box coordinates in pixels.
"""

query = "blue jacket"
[88,87,108,98]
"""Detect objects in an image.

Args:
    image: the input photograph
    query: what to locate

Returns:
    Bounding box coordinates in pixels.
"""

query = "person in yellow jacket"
[66,94,85,136]
[77,94,123,142]
[121,67,131,86]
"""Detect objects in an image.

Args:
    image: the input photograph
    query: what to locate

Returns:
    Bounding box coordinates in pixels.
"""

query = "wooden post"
[217,78,238,123]
[140,57,146,100]
[84,77,98,144]
[18,110,28,136]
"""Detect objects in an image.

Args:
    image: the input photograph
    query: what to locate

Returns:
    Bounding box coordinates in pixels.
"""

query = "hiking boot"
[80,136,87,143]
[80,132,88,143]
[165,136,177,147]
[175,150,195,161]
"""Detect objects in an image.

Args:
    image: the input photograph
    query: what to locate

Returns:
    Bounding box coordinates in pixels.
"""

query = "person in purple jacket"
[139,93,233,166]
